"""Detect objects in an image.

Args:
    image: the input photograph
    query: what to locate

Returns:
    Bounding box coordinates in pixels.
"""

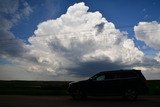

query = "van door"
[103,72,124,95]
[87,73,106,96]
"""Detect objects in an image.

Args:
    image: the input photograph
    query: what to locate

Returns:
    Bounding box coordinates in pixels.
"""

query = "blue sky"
[12,0,160,38]
[11,0,160,55]
[0,0,160,80]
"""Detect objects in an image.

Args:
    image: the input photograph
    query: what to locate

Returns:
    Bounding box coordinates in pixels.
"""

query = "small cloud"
[155,52,160,62]
[21,1,33,17]
[142,8,146,12]
[0,0,32,59]
[152,2,156,5]
[134,21,160,50]
[0,0,19,14]
[142,45,147,50]
[144,14,149,18]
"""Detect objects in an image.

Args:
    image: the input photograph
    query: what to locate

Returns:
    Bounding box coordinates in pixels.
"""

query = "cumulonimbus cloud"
[3,2,160,80]
[23,2,144,76]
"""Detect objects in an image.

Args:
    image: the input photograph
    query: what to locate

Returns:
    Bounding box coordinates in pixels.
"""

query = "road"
[0,95,160,107]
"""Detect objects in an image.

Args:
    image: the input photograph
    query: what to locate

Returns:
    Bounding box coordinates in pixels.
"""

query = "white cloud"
[155,52,160,62]
[0,0,32,24]
[0,18,12,30]
[134,21,160,79]
[134,21,160,49]
[0,0,19,14]
[0,0,32,58]
[21,2,144,76]
[22,1,33,16]
[3,2,160,80]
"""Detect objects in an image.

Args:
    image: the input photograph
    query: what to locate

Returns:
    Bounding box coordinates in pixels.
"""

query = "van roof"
[100,69,141,74]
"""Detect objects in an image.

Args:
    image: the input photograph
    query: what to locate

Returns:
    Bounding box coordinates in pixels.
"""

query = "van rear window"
[107,71,138,79]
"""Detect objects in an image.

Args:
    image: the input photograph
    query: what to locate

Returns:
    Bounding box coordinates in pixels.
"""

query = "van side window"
[95,74,105,81]
[106,71,138,79]
[106,73,117,79]
[119,72,138,78]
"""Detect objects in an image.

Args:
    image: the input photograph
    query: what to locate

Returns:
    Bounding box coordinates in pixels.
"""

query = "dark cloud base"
[67,60,127,77]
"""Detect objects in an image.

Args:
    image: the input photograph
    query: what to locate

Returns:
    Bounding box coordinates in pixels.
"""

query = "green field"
[0,80,159,95]
[147,80,160,95]
[0,81,70,95]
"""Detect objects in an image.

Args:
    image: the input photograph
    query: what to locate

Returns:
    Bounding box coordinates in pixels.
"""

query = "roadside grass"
[147,80,160,95]
[0,80,159,95]
[0,81,70,95]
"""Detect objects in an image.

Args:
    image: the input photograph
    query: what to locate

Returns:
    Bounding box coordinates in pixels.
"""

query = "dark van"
[68,69,148,100]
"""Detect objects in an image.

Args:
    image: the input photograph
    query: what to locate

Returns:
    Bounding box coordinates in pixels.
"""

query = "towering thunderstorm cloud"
[25,3,144,75]
[1,2,160,80]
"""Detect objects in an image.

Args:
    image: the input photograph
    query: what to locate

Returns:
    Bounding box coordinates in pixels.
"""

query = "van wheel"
[72,89,86,100]
[123,88,137,101]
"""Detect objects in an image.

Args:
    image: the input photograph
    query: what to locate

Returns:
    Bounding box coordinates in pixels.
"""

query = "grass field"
[0,81,70,95]
[147,80,160,95]
[0,80,159,95]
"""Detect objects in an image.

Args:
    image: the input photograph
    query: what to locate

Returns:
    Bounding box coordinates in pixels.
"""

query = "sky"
[0,0,160,80]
